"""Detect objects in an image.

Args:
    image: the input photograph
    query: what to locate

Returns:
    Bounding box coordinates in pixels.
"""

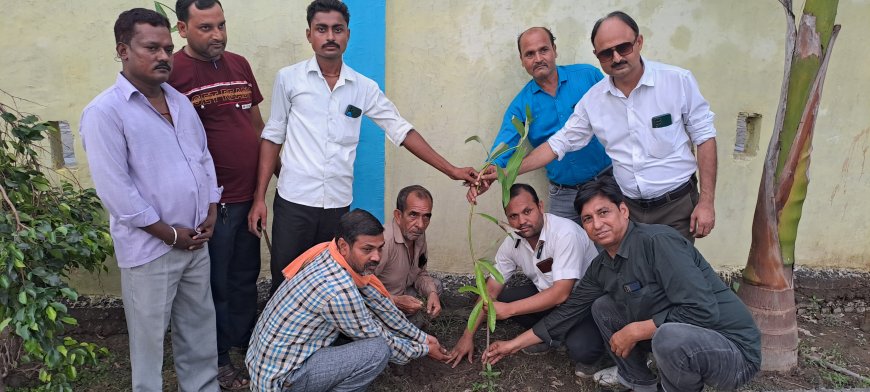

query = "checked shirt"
[246,247,429,391]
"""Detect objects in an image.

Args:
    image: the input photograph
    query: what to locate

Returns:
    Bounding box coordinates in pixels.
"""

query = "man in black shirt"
[481,177,760,392]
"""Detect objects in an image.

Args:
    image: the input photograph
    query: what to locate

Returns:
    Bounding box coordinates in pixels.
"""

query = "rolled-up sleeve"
[260,70,290,145]
[547,102,594,160]
[364,83,413,146]
[681,70,716,146]
[81,106,159,228]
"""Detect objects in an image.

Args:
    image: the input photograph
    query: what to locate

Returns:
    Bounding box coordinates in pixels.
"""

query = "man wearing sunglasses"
[471,27,612,224]
[472,11,717,243]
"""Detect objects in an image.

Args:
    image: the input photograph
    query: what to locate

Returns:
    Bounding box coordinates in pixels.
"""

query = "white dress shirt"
[494,213,599,292]
[547,59,716,199]
[261,57,413,208]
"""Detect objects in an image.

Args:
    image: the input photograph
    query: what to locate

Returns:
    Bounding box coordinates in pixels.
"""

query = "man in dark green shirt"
[481,177,760,392]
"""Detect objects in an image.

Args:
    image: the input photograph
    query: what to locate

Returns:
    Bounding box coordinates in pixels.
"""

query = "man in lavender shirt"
[80,8,221,392]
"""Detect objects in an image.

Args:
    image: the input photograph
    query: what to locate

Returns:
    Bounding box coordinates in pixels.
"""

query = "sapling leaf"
[474,263,487,298]
[467,301,483,331]
[487,303,497,332]
[465,135,490,156]
[489,142,510,162]
[478,260,505,284]
[459,285,481,295]
[476,213,500,225]
[511,116,526,140]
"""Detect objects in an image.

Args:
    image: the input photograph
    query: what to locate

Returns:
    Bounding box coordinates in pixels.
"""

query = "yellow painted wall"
[385,0,870,273]
[1,1,868,294]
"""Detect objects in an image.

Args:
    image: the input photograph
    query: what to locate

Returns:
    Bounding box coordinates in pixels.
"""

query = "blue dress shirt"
[492,64,611,185]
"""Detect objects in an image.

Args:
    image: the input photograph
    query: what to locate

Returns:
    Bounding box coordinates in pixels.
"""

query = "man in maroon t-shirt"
[167,0,264,389]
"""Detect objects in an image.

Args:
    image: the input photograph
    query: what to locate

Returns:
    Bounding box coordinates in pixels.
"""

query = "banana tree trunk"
[738,0,839,372]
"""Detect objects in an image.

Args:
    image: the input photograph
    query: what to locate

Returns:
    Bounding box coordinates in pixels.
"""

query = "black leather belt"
[627,177,696,209]
[549,166,614,190]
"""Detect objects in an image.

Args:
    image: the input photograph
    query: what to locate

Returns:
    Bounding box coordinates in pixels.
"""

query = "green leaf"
[60,317,78,325]
[467,300,483,332]
[487,303,497,332]
[476,212,499,225]
[465,135,483,144]
[60,287,79,301]
[474,263,486,299]
[511,116,526,140]
[0,318,11,332]
[46,306,57,321]
[18,291,27,304]
[458,285,481,295]
[478,260,505,284]
[58,345,68,356]
[489,142,510,162]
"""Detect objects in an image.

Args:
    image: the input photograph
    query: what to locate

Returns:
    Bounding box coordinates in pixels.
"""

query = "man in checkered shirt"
[245,209,453,391]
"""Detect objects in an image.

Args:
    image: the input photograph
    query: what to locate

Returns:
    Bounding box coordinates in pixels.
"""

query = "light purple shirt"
[81,73,221,268]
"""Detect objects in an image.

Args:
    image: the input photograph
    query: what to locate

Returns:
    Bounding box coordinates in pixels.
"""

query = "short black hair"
[590,11,640,45]
[396,185,433,212]
[516,26,555,55]
[306,0,350,26]
[508,183,540,205]
[114,8,171,45]
[336,209,383,246]
[574,176,624,215]
[175,0,222,22]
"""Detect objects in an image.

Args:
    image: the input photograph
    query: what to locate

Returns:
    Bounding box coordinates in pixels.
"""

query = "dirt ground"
[7,289,870,392]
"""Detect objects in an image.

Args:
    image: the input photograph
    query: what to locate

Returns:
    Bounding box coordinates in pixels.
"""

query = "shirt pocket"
[645,120,681,159]
[336,102,363,145]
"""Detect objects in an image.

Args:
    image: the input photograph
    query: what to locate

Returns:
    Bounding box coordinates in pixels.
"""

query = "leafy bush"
[1,104,112,391]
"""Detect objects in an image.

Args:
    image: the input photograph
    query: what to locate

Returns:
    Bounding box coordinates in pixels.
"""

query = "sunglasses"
[594,39,637,62]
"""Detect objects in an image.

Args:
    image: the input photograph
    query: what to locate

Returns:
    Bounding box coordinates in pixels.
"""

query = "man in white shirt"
[449,184,607,379]
[472,11,717,243]
[249,0,477,294]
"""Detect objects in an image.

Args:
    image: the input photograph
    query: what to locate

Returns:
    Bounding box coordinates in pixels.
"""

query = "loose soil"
[7,286,870,391]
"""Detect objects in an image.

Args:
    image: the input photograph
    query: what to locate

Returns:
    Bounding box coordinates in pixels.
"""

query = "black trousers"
[269,196,349,295]
[498,284,606,365]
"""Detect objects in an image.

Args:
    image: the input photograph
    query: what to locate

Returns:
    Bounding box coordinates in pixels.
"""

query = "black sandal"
[217,363,250,391]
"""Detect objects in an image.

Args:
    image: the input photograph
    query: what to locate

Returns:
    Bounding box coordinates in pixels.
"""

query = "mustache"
[611,60,628,67]
[154,61,171,71]
[322,41,340,49]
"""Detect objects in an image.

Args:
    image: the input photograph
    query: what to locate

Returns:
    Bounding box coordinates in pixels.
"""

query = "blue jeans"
[547,184,581,224]
[591,295,759,392]
[209,201,261,366]
[284,337,391,392]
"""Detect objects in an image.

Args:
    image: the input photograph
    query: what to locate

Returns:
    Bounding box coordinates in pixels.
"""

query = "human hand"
[450,166,479,184]
[690,199,715,238]
[448,334,475,368]
[194,204,218,241]
[393,295,423,315]
[466,166,496,204]
[425,335,453,362]
[426,292,442,318]
[247,200,268,237]
[490,301,513,320]
[609,322,644,358]
[481,339,519,365]
[174,227,208,251]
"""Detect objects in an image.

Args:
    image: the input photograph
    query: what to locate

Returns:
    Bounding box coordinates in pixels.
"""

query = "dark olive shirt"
[532,221,761,366]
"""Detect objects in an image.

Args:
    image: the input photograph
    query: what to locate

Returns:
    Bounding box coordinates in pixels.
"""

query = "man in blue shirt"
[487,27,611,223]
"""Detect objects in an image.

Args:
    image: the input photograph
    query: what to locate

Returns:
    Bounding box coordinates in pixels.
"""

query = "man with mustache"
[472,27,612,224]
[166,1,263,388]
[251,0,478,296]
[449,184,608,380]
[80,8,221,391]
[482,177,760,392]
[374,185,443,321]
[472,11,718,243]
[246,209,452,391]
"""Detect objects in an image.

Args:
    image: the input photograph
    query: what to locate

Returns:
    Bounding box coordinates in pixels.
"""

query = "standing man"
[375,185,443,320]
[450,184,607,380]
[473,12,717,242]
[482,177,760,392]
[167,1,263,388]
[246,209,452,391]
[249,0,478,294]
[81,8,220,391]
[483,27,611,223]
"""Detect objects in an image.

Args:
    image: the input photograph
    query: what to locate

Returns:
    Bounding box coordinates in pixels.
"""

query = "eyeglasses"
[594,39,637,62]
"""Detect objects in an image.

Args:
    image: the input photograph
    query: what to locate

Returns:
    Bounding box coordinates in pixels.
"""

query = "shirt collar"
[516,213,551,253]
[305,56,356,83]
[604,57,653,97]
[115,73,143,102]
[530,65,567,94]
[613,220,638,260]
